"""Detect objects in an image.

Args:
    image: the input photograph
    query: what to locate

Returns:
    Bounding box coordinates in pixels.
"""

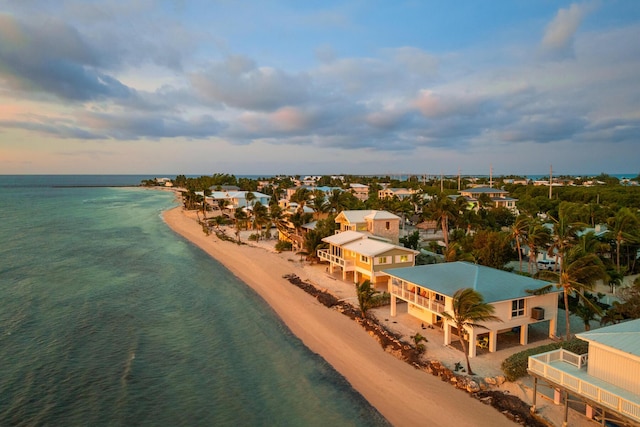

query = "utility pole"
[440,172,444,193]
[457,168,461,191]
[489,165,493,188]
[549,165,553,200]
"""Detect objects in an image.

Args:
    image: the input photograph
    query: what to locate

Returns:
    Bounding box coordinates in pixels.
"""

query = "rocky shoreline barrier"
[282,273,549,427]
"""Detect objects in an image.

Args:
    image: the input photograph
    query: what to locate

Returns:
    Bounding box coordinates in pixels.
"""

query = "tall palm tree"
[607,207,639,273]
[546,211,585,272]
[441,288,500,375]
[251,202,270,241]
[510,215,529,272]
[428,194,457,251]
[234,207,248,243]
[530,247,607,340]
[523,220,551,274]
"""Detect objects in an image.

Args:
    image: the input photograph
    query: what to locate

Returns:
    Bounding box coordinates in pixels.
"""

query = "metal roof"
[338,209,400,224]
[322,230,365,245]
[383,261,555,303]
[577,319,640,360]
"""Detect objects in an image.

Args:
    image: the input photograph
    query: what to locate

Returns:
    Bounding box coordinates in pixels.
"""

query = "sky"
[1,0,639,177]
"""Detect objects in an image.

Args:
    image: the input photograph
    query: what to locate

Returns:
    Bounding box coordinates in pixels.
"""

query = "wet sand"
[163,207,516,427]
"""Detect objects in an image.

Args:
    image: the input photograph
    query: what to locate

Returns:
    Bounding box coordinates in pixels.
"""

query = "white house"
[384,262,560,358]
[528,319,640,426]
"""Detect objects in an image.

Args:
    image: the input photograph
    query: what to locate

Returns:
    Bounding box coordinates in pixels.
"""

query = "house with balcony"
[334,210,400,244]
[317,231,418,288]
[458,186,518,211]
[349,183,369,201]
[383,262,559,358]
[528,319,640,426]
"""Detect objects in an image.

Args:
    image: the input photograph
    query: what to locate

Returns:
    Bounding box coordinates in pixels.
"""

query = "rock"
[485,376,497,386]
[466,380,481,393]
[495,375,506,386]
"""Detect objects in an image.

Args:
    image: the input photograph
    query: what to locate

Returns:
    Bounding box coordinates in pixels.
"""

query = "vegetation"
[356,280,389,318]
[441,288,501,375]
[501,338,589,381]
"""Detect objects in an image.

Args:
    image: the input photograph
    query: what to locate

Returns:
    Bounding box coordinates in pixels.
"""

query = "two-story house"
[334,210,400,244]
[378,187,415,201]
[528,319,640,426]
[317,231,418,288]
[458,186,518,211]
[384,262,559,358]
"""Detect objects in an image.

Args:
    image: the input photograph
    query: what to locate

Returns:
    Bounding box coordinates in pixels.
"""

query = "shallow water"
[0,176,388,426]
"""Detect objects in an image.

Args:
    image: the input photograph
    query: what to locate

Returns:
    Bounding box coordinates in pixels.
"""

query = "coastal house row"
[528,319,640,426]
[455,186,518,212]
[383,262,559,358]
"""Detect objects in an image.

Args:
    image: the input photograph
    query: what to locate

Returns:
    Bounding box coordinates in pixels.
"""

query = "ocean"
[0,176,388,426]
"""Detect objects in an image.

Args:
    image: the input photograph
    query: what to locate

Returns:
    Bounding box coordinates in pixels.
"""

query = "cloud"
[539,2,596,59]
[190,56,311,111]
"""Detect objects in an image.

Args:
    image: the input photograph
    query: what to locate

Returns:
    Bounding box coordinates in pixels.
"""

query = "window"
[360,255,369,263]
[377,256,388,264]
[512,299,525,317]
[398,255,409,263]
[386,221,390,230]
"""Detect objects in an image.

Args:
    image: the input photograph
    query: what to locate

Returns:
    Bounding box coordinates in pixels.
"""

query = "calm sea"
[0,176,388,426]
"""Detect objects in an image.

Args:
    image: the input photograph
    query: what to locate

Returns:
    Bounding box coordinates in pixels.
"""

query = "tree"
[510,215,529,272]
[441,288,500,375]
[607,207,639,273]
[530,247,607,340]
[251,201,270,241]
[356,280,381,318]
[523,220,551,274]
[427,194,457,250]
[234,208,248,243]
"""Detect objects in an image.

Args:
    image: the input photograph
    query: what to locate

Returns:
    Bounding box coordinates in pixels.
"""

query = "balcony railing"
[317,249,354,270]
[528,349,640,423]
[390,284,445,314]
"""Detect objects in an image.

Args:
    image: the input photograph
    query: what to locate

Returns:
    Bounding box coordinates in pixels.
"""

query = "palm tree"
[530,247,607,340]
[428,194,457,250]
[251,202,270,241]
[441,288,500,375]
[234,207,248,243]
[546,212,585,272]
[523,220,551,274]
[607,207,639,273]
[356,280,379,318]
[510,215,529,272]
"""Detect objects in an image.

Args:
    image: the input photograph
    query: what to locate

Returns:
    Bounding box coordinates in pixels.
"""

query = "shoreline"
[162,206,517,427]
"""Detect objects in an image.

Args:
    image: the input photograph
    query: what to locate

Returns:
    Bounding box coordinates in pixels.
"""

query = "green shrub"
[275,240,292,252]
[501,338,589,382]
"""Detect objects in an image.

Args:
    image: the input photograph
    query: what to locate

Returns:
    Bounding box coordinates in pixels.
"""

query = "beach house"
[383,262,559,358]
[528,319,640,426]
[317,231,418,288]
[334,210,401,244]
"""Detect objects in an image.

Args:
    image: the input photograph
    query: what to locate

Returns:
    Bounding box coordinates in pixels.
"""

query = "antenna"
[549,165,553,199]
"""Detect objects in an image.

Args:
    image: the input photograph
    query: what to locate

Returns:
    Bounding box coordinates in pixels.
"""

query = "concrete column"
[390,295,397,317]
[585,405,594,420]
[520,324,529,345]
[444,323,451,345]
[489,330,498,353]
[549,317,557,339]
[468,329,477,358]
[554,388,561,405]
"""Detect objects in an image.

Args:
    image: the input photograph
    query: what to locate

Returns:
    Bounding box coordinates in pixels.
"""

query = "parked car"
[537,260,557,270]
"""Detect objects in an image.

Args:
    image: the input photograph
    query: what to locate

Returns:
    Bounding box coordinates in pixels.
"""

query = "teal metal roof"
[383,261,555,303]
[577,319,640,360]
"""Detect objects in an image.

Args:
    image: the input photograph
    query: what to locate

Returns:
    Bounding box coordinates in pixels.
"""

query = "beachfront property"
[334,210,401,244]
[528,319,640,426]
[457,186,518,212]
[317,231,418,288]
[383,262,560,358]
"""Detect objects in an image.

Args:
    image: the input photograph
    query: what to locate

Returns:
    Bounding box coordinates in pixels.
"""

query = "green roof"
[383,261,555,303]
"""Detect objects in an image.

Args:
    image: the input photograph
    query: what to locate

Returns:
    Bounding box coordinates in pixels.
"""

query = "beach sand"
[162,206,518,427]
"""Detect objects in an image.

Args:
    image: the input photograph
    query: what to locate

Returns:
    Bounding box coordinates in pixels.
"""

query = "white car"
[537,260,557,270]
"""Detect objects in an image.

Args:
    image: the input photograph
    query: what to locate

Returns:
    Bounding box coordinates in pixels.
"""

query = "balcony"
[528,349,640,423]
[317,249,354,270]
[390,284,445,314]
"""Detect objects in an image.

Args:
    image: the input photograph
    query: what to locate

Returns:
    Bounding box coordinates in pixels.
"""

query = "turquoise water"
[0,176,388,426]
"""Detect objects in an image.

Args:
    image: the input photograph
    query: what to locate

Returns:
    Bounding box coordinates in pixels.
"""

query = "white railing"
[317,249,354,270]
[390,285,445,313]
[529,350,640,423]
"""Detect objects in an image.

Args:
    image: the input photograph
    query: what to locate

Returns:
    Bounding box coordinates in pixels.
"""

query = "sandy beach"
[162,206,519,427]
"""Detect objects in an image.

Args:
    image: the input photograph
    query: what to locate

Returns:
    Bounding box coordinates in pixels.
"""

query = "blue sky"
[1,1,639,176]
